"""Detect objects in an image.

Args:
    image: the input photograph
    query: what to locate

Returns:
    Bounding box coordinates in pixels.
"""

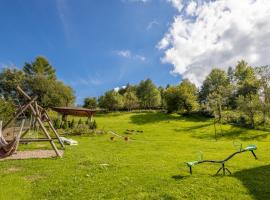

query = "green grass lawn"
[1,112,270,200]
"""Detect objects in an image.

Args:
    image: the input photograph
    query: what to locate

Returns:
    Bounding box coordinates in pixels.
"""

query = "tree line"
[0,56,75,122]
[84,60,270,129]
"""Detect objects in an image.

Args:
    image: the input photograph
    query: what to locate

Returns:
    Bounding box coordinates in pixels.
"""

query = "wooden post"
[29,104,61,157]
[3,96,38,130]
[44,111,65,149]
[16,85,64,151]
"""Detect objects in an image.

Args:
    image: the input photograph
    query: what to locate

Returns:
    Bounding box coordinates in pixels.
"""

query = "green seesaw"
[185,144,258,175]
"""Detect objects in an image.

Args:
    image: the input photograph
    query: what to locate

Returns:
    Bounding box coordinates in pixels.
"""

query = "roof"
[51,107,96,117]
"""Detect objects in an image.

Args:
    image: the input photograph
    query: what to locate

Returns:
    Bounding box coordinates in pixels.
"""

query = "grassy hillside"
[1,112,270,200]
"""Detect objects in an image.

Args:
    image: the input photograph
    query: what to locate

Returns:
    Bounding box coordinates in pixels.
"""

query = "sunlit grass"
[1,112,269,199]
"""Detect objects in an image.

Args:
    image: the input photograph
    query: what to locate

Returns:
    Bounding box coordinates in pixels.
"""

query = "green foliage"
[136,79,161,109]
[123,89,139,111]
[237,94,261,128]
[234,60,259,96]
[23,56,56,80]
[0,68,26,100]
[70,119,75,128]
[89,120,97,130]
[0,98,15,124]
[53,118,62,129]
[83,97,97,109]
[164,79,198,114]
[62,120,69,129]
[98,90,124,111]
[200,69,230,103]
[0,56,75,108]
[78,119,83,126]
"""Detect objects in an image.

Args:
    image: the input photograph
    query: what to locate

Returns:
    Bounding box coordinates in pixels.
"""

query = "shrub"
[69,119,75,128]
[62,120,68,129]
[78,119,83,127]
[0,98,15,124]
[89,120,97,130]
[53,118,62,129]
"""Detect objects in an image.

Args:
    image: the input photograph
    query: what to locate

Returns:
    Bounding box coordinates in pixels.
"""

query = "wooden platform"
[0,150,64,161]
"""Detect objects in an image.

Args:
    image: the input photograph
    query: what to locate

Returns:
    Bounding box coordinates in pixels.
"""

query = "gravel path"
[0,150,64,160]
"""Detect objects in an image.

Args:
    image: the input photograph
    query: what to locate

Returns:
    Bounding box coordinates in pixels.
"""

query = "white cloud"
[186,1,197,15]
[116,50,146,62]
[159,0,270,86]
[147,20,159,30]
[167,0,183,12]
[122,0,150,3]
[135,55,146,61]
[117,50,131,58]
[114,85,126,92]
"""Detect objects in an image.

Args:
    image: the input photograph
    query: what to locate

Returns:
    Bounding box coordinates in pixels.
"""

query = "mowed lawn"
[1,112,270,200]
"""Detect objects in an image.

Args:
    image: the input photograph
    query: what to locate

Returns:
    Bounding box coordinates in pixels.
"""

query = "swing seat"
[186,161,199,167]
[244,145,257,151]
[0,120,25,159]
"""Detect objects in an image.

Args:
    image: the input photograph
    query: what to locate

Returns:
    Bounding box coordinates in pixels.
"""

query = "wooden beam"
[20,138,53,142]
[44,111,65,149]
[29,104,61,157]
[3,96,38,130]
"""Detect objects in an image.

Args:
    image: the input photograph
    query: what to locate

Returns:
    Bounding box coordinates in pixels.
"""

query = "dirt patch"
[0,150,64,161]
[24,174,43,182]
[7,166,22,172]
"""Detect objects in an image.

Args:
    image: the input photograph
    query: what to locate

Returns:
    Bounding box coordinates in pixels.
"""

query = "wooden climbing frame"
[1,86,64,157]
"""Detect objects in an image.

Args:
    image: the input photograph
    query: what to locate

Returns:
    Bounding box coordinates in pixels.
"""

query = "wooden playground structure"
[0,86,64,159]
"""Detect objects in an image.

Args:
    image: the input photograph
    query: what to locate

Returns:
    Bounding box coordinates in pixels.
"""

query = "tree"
[177,79,198,114]
[164,79,198,114]
[26,76,75,107]
[200,69,231,122]
[136,79,161,109]
[200,69,230,102]
[123,89,139,111]
[237,94,261,128]
[83,97,97,109]
[234,60,259,97]
[23,56,56,80]
[164,86,181,113]
[255,65,270,124]
[0,68,26,100]
[98,90,124,111]
[158,86,166,109]
[0,98,15,124]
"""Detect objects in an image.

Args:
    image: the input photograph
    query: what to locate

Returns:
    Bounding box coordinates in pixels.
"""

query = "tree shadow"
[130,112,209,125]
[191,124,270,141]
[171,175,186,180]
[234,165,270,200]
[174,123,213,132]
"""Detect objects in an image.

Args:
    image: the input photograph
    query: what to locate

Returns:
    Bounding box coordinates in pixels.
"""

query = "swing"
[0,119,25,158]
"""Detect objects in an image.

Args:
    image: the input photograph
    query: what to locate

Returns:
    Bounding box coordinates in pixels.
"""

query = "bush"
[0,98,15,124]
[69,119,75,128]
[77,119,83,127]
[53,118,62,129]
[89,120,97,130]
[62,120,69,129]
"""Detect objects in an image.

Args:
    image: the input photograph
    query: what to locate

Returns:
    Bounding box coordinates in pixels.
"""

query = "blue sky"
[0,0,180,104]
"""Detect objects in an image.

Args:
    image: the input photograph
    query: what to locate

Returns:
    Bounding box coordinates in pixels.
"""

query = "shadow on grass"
[174,123,213,132]
[191,124,270,141]
[234,165,270,200]
[130,112,209,125]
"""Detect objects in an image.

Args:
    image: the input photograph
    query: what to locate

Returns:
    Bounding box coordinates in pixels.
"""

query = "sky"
[1,0,270,104]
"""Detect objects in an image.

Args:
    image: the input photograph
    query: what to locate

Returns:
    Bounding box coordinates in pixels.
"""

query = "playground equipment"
[0,120,25,158]
[108,131,129,141]
[0,86,64,159]
[185,144,258,175]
